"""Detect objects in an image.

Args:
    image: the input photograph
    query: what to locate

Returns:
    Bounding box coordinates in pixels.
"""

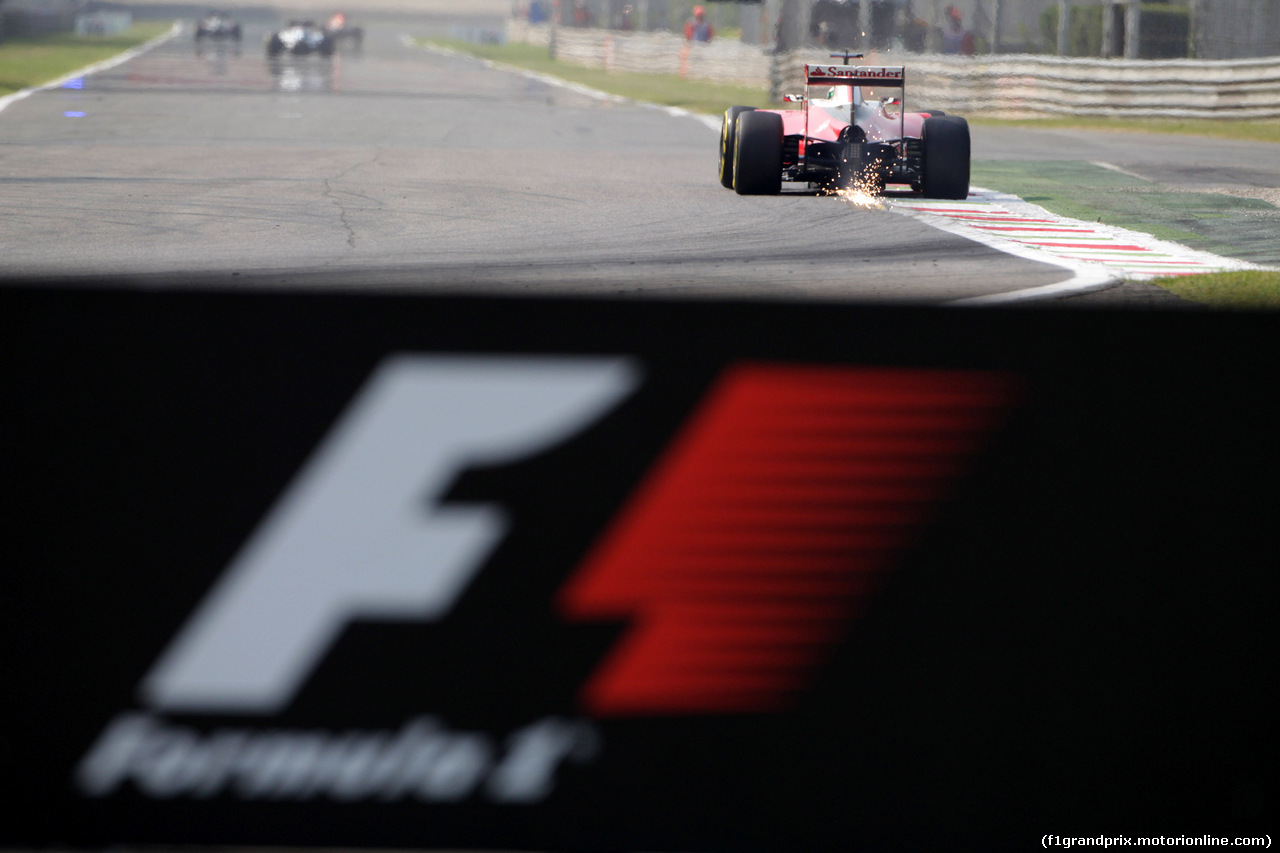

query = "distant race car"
[194,11,241,41]
[266,20,335,57]
[324,12,364,48]
[719,53,970,199]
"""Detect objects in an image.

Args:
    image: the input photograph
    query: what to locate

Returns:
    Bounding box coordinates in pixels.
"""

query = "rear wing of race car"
[804,64,905,87]
[799,63,907,161]
[798,62,911,165]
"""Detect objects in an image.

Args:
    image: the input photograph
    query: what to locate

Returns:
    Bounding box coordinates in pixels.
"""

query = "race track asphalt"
[1,6,1273,305]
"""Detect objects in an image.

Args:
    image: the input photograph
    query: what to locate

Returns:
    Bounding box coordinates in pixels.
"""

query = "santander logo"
[809,65,905,83]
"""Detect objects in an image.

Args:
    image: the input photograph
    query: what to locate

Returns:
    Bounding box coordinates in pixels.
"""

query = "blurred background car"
[266,19,334,57]
[194,10,241,41]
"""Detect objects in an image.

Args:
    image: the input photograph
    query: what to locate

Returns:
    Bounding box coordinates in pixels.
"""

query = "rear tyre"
[267,34,284,57]
[733,111,783,196]
[719,105,755,189]
[921,115,970,200]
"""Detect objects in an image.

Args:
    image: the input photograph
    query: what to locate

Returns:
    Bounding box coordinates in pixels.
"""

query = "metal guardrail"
[512,20,772,86]
[506,20,1280,119]
[823,54,1280,119]
[75,12,134,37]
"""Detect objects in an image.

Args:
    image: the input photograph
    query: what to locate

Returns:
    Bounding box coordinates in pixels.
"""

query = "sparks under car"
[266,21,335,58]
[719,55,970,199]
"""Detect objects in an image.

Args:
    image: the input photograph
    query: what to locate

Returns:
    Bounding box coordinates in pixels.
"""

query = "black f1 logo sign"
[139,354,1013,719]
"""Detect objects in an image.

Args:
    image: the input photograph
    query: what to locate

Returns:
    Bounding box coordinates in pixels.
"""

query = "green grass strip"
[0,23,173,96]
[1152,270,1280,308]
[974,116,1280,146]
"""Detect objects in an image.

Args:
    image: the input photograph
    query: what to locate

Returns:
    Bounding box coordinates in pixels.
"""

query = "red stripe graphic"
[896,207,1005,215]
[900,209,1056,224]
[946,217,1058,224]
[973,226,1098,234]
[1025,242,1150,250]
[559,364,1017,716]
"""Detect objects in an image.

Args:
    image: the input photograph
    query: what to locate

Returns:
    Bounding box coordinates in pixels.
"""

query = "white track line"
[1091,160,1152,182]
[0,22,182,116]
[886,190,1118,303]
[408,35,721,130]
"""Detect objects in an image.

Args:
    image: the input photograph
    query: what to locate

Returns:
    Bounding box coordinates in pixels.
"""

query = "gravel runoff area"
[1200,186,1280,207]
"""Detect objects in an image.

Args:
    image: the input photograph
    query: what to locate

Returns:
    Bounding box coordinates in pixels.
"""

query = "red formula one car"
[324,12,364,49]
[719,54,970,199]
